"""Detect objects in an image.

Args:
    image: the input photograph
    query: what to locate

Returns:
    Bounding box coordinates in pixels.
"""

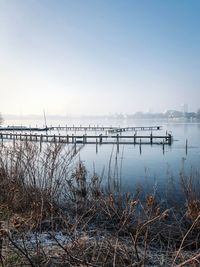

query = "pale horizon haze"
[0,0,200,116]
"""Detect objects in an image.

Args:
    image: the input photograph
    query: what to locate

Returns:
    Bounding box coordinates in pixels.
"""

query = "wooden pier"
[0,132,172,145]
[0,126,49,131]
[50,125,162,132]
[108,126,161,133]
[0,125,162,132]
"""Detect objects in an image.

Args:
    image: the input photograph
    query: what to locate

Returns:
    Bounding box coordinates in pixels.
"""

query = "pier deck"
[0,132,172,145]
[108,126,161,133]
[49,125,162,132]
[0,125,162,132]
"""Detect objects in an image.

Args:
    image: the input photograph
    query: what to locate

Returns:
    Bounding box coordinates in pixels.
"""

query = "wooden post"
[67,134,69,143]
[162,139,165,154]
[139,139,142,154]
[0,133,3,146]
[134,133,136,144]
[99,134,103,144]
[117,134,119,153]
[150,132,153,145]
[40,134,43,152]
[13,135,15,149]
[168,134,172,145]
[74,138,77,154]
[72,134,74,143]
[186,139,188,155]
[96,138,98,153]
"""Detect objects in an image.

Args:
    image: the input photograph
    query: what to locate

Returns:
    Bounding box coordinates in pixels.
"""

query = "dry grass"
[0,141,199,266]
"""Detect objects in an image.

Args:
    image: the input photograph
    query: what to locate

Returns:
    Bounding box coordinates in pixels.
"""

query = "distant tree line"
[197,109,200,119]
[127,109,200,120]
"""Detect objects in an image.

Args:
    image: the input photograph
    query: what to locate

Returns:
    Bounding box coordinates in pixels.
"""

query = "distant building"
[181,103,188,116]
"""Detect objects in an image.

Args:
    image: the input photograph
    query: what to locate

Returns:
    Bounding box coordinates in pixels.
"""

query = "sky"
[0,0,200,116]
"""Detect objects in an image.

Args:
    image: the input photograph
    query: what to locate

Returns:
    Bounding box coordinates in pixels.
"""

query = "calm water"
[4,118,200,193]
[78,121,200,194]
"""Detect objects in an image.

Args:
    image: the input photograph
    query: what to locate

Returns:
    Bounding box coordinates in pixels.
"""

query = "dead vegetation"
[0,141,199,266]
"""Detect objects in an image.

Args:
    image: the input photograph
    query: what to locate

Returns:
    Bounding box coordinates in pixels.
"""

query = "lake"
[3,117,200,195]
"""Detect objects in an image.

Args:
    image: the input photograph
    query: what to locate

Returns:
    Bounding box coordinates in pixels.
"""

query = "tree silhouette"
[197,109,200,119]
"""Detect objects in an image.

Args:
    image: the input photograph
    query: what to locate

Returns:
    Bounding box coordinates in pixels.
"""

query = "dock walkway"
[50,125,162,132]
[0,125,162,132]
[0,132,172,145]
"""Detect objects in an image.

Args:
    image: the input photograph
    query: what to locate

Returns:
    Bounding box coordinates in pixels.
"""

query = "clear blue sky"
[0,0,200,115]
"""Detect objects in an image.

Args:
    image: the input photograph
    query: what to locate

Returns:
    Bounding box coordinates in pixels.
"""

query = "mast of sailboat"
[43,109,48,133]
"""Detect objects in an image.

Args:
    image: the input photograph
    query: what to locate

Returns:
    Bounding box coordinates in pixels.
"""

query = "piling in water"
[96,138,98,154]
[74,138,77,154]
[162,139,165,154]
[186,139,188,155]
[40,134,43,152]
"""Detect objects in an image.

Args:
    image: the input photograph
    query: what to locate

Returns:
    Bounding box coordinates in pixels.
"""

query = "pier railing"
[0,132,172,145]
[0,125,162,132]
